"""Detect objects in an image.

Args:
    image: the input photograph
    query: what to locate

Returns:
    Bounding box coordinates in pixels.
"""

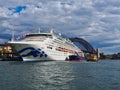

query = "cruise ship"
[8,30,85,61]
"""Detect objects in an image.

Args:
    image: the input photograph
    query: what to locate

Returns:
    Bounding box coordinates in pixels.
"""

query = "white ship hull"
[9,31,84,61]
[10,42,71,61]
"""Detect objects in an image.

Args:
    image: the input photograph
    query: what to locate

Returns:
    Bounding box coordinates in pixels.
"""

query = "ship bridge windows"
[24,34,53,41]
[26,34,52,38]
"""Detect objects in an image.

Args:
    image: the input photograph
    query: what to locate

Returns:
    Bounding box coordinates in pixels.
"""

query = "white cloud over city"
[0,0,120,53]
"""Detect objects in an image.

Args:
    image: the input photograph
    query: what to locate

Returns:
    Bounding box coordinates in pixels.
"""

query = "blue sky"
[0,0,120,54]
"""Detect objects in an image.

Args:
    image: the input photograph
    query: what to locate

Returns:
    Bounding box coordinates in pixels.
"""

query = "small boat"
[65,55,86,62]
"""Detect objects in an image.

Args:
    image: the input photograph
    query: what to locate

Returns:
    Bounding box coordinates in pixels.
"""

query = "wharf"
[0,43,22,61]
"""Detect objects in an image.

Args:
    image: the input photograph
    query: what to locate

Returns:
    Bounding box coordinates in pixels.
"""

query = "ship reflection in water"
[0,60,120,90]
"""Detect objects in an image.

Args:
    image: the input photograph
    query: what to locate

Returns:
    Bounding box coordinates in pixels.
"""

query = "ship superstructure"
[8,30,84,61]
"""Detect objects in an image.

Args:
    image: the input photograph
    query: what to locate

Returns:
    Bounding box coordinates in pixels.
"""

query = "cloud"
[0,0,120,53]
[101,45,120,54]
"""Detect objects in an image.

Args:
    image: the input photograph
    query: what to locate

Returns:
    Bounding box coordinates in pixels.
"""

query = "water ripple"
[0,60,120,90]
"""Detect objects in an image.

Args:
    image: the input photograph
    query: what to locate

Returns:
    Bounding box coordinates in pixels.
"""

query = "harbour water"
[0,60,120,90]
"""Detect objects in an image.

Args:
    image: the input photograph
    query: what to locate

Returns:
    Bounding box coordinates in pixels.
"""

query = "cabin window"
[47,46,52,49]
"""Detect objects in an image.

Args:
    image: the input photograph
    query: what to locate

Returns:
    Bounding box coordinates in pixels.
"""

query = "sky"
[0,0,120,54]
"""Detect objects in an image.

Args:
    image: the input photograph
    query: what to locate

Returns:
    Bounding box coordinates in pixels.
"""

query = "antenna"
[11,29,15,41]
[9,24,15,41]
[50,28,54,34]
[38,28,41,33]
